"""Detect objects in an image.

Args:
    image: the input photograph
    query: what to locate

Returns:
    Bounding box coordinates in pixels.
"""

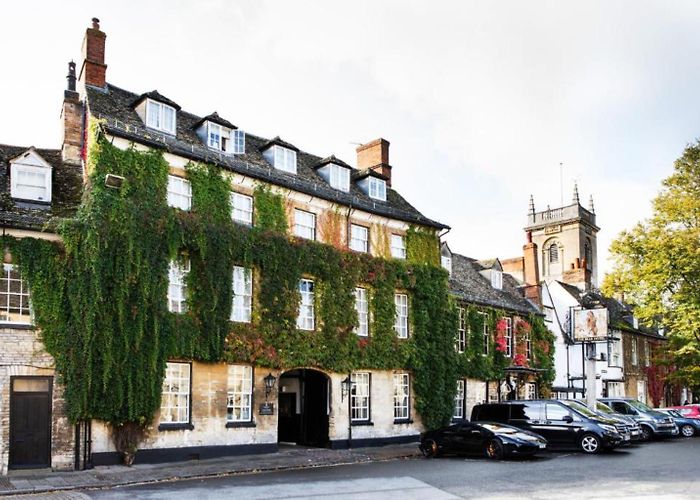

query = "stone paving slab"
[0,442,421,497]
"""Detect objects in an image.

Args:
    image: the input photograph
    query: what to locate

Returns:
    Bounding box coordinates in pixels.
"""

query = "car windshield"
[628,399,653,412]
[562,400,598,418]
[479,423,518,434]
[596,402,614,414]
[666,410,681,418]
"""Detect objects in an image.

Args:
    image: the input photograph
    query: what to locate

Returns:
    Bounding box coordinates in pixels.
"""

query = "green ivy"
[253,185,288,233]
[406,226,440,266]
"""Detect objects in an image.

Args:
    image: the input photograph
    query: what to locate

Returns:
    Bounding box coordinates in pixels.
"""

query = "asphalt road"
[25,438,700,499]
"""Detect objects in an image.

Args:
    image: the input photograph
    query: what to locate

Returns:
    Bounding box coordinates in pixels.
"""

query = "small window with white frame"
[479,311,489,355]
[503,317,513,357]
[167,175,192,211]
[231,192,253,226]
[391,234,406,259]
[274,146,297,174]
[11,163,52,202]
[609,336,622,367]
[351,372,370,422]
[168,259,190,313]
[146,99,176,135]
[329,163,350,192]
[297,279,315,330]
[455,307,466,353]
[0,263,32,325]
[368,177,386,201]
[453,379,465,420]
[393,372,410,421]
[207,122,225,151]
[491,270,503,289]
[350,224,369,253]
[160,362,190,424]
[231,129,246,154]
[394,293,409,339]
[231,266,252,323]
[441,255,452,275]
[354,287,369,337]
[294,209,316,240]
[227,365,253,423]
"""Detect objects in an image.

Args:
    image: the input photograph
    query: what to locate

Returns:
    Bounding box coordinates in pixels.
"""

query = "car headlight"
[599,424,617,433]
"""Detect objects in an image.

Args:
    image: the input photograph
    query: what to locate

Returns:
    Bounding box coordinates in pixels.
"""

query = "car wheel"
[640,425,653,441]
[680,425,695,438]
[579,433,602,454]
[484,439,505,460]
[421,439,439,458]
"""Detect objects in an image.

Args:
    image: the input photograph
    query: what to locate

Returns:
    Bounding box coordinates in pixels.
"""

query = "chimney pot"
[92,17,100,29]
[66,61,77,92]
[80,17,107,88]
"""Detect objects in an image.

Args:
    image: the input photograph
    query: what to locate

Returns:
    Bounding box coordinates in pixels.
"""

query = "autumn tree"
[603,141,700,391]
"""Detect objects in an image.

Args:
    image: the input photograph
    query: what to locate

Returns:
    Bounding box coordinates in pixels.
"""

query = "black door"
[9,377,52,469]
[278,393,298,443]
[300,370,329,447]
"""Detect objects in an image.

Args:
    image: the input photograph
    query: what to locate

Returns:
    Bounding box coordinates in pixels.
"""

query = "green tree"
[603,141,700,390]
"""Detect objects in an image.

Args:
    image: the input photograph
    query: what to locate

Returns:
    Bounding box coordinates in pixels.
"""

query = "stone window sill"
[351,420,374,427]
[158,423,194,431]
[393,418,413,425]
[226,421,256,428]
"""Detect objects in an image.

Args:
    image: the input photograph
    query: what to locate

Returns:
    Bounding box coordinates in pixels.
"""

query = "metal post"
[586,343,597,410]
[347,375,353,449]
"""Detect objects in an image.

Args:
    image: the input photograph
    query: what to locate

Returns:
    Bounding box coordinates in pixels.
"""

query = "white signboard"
[573,308,608,342]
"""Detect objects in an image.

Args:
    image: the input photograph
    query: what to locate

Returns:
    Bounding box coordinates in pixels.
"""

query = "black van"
[471,400,626,454]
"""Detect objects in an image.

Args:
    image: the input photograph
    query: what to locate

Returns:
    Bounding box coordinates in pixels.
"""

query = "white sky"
[3,1,700,281]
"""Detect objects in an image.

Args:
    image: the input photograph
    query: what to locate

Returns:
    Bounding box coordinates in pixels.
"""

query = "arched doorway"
[277,369,330,447]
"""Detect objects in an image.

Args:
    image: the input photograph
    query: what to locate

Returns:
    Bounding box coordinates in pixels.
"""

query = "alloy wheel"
[421,439,438,458]
[580,434,601,454]
[485,439,504,460]
[681,425,695,437]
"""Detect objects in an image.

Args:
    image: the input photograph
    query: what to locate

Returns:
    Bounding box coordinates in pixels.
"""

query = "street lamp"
[264,373,277,400]
[341,376,352,401]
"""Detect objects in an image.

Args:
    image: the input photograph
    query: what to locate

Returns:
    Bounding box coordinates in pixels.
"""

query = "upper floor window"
[231,266,252,323]
[609,337,622,367]
[394,293,409,339]
[631,338,638,365]
[160,362,190,424]
[368,177,387,201]
[167,175,192,211]
[168,259,190,313]
[231,130,246,154]
[273,146,297,174]
[548,244,559,264]
[329,163,350,192]
[11,163,52,202]
[231,192,253,226]
[441,255,452,276]
[391,235,406,259]
[294,209,316,240]
[503,317,513,357]
[207,122,225,151]
[297,279,315,330]
[525,329,532,360]
[354,287,369,337]
[491,270,503,289]
[146,99,176,134]
[644,341,650,367]
[479,311,489,355]
[455,307,466,353]
[350,224,369,253]
[0,264,31,325]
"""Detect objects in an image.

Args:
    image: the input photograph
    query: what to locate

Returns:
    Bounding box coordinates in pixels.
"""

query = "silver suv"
[599,398,677,441]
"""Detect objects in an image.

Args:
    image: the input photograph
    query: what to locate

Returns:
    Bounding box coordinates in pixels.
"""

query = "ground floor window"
[227,365,253,423]
[607,381,625,397]
[393,372,410,421]
[351,372,370,422]
[453,379,465,420]
[160,362,191,424]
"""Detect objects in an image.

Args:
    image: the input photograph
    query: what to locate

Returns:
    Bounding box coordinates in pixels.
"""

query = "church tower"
[524,184,599,290]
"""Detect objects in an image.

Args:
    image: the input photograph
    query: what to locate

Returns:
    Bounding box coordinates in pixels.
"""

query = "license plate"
[538,443,546,449]
[624,435,630,441]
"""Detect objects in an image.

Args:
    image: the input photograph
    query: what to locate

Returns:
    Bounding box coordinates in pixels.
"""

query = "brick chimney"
[79,17,107,88]
[356,138,392,186]
[522,231,541,305]
[562,256,592,291]
[61,61,84,165]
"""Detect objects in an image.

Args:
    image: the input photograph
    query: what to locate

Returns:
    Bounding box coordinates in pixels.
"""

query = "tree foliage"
[602,141,700,389]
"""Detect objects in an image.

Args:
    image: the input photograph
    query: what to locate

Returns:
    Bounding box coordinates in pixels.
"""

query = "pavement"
[0,442,421,497]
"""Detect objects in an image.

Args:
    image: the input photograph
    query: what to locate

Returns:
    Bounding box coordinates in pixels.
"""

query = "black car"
[471,400,625,454]
[419,421,548,460]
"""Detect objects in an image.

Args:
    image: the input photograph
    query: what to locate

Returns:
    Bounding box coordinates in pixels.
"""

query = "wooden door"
[9,377,52,469]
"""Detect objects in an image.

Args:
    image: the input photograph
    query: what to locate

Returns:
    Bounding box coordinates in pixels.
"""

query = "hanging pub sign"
[572,308,608,342]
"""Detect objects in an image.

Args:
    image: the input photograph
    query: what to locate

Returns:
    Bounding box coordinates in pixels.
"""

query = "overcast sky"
[3,1,700,282]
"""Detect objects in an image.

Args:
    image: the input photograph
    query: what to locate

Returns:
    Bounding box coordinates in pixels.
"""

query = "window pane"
[354,287,368,337]
[231,193,253,226]
[232,266,252,323]
[160,362,190,424]
[350,225,368,253]
[0,264,32,324]
[227,365,253,422]
[394,294,408,338]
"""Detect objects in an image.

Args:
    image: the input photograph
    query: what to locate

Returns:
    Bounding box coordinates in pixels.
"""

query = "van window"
[611,402,635,415]
[473,404,509,422]
[510,402,542,421]
[546,403,571,421]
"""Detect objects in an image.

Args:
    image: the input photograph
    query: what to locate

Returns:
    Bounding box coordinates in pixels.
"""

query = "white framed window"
[168,260,190,313]
[274,146,297,174]
[11,164,52,202]
[294,209,316,240]
[394,293,409,339]
[231,129,246,154]
[393,372,410,421]
[227,365,253,422]
[0,264,32,325]
[391,234,406,259]
[631,338,638,365]
[368,177,386,201]
[608,381,625,397]
[526,383,537,400]
[503,317,513,357]
[207,122,225,150]
[609,337,622,367]
[441,255,452,276]
[160,362,190,424]
[231,266,252,323]
[480,312,489,355]
[297,279,315,330]
[231,192,253,226]
[453,379,465,420]
[146,99,176,134]
[491,270,503,290]
[354,287,369,337]
[455,307,466,353]
[351,372,370,422]
[329,163,350,192]
[167,175,192,211]
[350,224,369,253]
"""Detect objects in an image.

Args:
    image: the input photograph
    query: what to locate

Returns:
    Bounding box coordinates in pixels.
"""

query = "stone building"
[0,19,450,472]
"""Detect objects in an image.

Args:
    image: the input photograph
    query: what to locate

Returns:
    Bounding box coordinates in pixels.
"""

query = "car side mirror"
[563,415,573,423]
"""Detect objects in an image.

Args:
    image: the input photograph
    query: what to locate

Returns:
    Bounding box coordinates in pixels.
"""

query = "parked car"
[665,405,700,420]
[419,421,548,460]
[471,400,625,454]
[599,398,678,441]
[560,400,633,445]
[592,401,644,441]
[657,409,700,437]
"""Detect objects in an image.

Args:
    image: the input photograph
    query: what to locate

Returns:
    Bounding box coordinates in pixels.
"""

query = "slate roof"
[86,84,448,230]
[449,253,540,316]
[0,145,83,231]
[193,112,237,130]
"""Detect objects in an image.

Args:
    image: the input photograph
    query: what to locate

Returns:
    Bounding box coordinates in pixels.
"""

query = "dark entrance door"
[9,377,52,469]
[278,369,329,447]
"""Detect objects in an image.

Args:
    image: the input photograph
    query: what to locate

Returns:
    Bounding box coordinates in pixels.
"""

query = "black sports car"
[419,421,548,460]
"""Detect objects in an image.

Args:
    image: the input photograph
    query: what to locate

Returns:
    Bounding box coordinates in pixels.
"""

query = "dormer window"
[329,163,350,192]
[273,146,297,174]
[491,270,503,289]
[208,122,225,150]
[201,118,245,154]
[231,129,245,154]
[10,149,53,203]
[146,99,176,134]
[368,177,386,201]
